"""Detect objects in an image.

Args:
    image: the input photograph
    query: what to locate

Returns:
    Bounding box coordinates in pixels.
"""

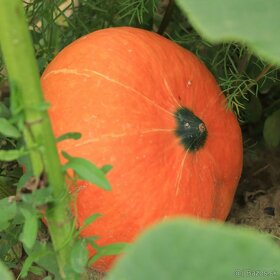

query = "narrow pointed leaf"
[20,208,38,249]
[0,198,17,230]
[0,149,26,161]
[79,213,102,232]
[0,118,20,138]
[63,155,111,190]
[56,132,82,142]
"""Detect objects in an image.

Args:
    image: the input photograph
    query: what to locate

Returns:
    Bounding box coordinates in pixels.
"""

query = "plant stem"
[158,0,175,35]
[243,64,273,94]
[237,50,250,74]
[0,1,78,278]
[255,64,272,82]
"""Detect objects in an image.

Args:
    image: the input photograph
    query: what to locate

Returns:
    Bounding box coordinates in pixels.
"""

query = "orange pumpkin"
[41,27,243,271]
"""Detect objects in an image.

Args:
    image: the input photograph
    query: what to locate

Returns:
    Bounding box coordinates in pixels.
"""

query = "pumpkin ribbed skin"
[41,27,243,271]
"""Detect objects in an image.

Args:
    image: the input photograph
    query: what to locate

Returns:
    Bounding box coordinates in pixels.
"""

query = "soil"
[227,147,280,238]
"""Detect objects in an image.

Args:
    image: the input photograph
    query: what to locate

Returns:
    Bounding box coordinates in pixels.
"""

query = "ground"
[227,147,280,239]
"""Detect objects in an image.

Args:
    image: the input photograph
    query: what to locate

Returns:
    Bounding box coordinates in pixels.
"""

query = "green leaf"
[0,261,14,280]
[56,132,82,142]
[106,218,280,280]
[21,187,54,206]
[0,238,22,265]
[36,101,50,111]
[101,164,113,174]
[0,103,11,119]
[79,213,102,232]
[85,236,99,249]
[0,117,20,138]
[17,152,32,173]
[70,239,89,274]
[20,253,35,278]
[0,149,26,161]
[62,153,111,191]
[29,265,45,276]
[0,198,17,231]
[259,78,275,94]
[24,241,60,279]
[17,171,33,190]
[176,0,280,65]
[61,150,72,160]
[19,208,38,249]
[263,109,280,148]
[89,242,127,266]
[0,177,16,199]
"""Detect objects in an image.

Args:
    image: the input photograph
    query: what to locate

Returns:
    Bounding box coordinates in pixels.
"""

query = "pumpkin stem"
[174,107,208,152]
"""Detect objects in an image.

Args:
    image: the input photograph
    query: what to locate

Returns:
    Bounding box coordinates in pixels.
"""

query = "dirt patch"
[227,148,280,239]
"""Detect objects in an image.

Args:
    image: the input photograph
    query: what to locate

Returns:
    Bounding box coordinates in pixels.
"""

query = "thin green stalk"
[0,1,79,278]
[157,0,175,35]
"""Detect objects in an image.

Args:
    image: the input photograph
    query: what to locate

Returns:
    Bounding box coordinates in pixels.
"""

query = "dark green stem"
[243,64,273,94]
[0,1,80,278]
[158,0,175,35]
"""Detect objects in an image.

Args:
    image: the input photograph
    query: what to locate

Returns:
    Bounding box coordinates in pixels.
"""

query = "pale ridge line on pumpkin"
[142,128,174,133]
[175,151,188,196]
[163,78,181,108]
[82,68,174,117]
[43,68,174,117]
[74,128,174,147]
[42,69,91,79]
[197,150,221,217]
[204,150,222,187]
[193,153,213,208]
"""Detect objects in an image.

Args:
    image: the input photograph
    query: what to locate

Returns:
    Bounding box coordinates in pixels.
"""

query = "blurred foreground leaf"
[0,261,14,280]
[106,218,280,280]
[176,0,280,65]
